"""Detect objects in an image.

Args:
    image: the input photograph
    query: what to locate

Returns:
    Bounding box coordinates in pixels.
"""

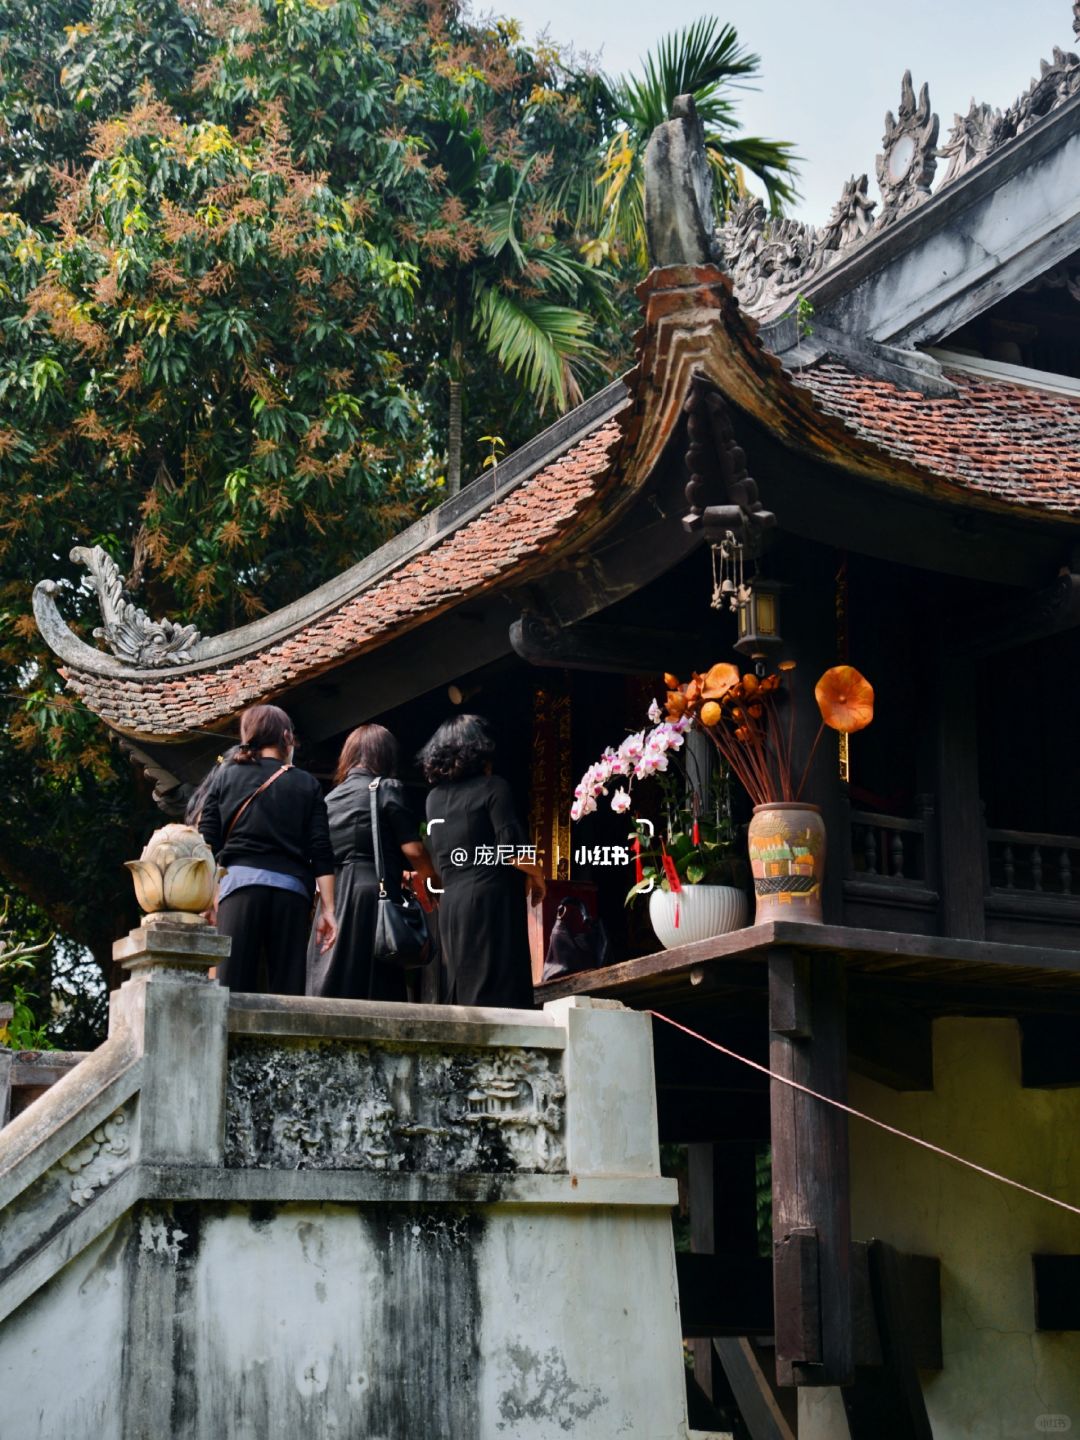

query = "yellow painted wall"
[798,1017,1080,1438]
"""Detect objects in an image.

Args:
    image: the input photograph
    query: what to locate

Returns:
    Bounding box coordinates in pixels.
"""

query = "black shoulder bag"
[369,778,431,969]
[542,896,611,982]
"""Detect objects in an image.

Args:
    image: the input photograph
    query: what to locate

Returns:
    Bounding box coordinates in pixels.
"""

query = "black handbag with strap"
[369,777,431,969]
[542,896,611,982]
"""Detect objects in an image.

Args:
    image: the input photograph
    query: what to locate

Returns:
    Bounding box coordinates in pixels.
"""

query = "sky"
[499,0,1075,221]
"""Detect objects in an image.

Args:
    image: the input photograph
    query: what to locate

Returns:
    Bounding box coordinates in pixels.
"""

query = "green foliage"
[0,985,55,1051]
[755,1144,772,1257]
[626,768,748,902]
[795,292,814,338]
[0,898,49,977]
[593,18,800,266]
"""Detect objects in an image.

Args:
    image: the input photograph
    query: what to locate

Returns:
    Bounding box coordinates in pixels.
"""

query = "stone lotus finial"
[125,825,216,916]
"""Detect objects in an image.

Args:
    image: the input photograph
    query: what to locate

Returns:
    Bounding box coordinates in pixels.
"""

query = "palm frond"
[614,18,759,134]
[717,134,801,214]
[472,283,600,412]
[593,17,799,261]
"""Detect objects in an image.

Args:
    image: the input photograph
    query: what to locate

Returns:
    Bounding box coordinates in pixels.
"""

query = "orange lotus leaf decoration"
[701,662,740,700]
[815,665,874,734]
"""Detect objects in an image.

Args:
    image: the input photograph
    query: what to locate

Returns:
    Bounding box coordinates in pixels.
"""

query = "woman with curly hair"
[419,714,544,1009]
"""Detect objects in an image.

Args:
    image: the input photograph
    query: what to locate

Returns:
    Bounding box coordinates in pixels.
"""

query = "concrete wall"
[0,920,692,1439]
[799,1017,1080,1438]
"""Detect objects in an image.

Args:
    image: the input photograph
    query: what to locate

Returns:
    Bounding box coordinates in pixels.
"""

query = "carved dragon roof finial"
[938,100,1006,187]
[69,545,202,667]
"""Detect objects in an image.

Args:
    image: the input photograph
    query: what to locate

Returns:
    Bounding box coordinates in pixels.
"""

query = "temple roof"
[40,401,628,742]
[793,360,1080,515]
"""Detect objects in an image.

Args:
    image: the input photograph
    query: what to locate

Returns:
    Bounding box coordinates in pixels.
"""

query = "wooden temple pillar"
[759,540,855,1386]
[768,946,854,1386]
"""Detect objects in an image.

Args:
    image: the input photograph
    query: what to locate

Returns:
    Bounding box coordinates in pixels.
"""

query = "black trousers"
[216,885,312,995]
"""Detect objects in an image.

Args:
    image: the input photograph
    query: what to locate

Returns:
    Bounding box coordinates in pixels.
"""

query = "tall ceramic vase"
[747,803,826,924]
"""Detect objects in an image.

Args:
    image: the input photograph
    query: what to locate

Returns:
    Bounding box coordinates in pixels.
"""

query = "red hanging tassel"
[661,843,682,893]
[692,818,700,846]
[633,835,644,885]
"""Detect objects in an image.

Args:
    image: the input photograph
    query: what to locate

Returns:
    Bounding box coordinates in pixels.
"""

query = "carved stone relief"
[225,1040,566,1174]
[938,100,1008,187]
[54,1108,132,1206]
[875,71,939,224]
[71,544,202,666]
[716,174,877,320]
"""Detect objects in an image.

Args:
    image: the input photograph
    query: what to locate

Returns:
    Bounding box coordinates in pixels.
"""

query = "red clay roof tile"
[64,418,625,739]
[796,362,1080,513]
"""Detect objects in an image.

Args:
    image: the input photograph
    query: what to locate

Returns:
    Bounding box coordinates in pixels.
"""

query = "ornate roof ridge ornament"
[70,545,202,667]
[716,7,1080,321]
[937,100,1007,187]
[939,43,1080,187]
[875,70,939,224]
[716,174,877,319]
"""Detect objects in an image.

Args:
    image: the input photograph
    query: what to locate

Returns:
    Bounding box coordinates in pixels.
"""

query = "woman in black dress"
[419,715,545,1009]
[199,705,336,994]
[307,724,436,1002]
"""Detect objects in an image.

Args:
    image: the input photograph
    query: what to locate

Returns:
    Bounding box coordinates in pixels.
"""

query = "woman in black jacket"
[307,724,436,1002]
[199,705,336,994]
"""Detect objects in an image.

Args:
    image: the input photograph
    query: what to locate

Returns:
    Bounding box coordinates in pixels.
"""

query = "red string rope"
[649,1009,1080,1221]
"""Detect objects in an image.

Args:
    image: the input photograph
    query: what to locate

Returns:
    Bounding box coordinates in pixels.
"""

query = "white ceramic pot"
[647,884,749,950]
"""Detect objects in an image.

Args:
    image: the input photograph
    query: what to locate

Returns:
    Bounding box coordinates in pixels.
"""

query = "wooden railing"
[848,798,935,886]
[986,828,1080,897]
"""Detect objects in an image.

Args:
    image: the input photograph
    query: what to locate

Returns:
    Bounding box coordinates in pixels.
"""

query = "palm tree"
[424,107,608,496]
[593,18,799,269]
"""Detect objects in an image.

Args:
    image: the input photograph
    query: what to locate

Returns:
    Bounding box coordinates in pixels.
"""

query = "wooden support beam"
[0,1049,11,1129]
[768,950,812,1038]
[687,1141,766,1392]
[769,947,854,1386]
[851,1242,942,1371]
[843,1240,935,1440]
[713,1338,797,1440]
[772,1229,820,1364]
[509,614,710,675]
[688,1141,720,1399]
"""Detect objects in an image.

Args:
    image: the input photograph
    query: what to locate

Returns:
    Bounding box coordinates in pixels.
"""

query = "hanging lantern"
[734,577,784,658]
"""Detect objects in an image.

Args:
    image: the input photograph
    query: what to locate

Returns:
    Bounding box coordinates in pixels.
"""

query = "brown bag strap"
[224,765,289,842]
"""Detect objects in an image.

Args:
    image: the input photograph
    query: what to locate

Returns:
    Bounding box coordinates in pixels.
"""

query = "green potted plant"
[627,783,750,948]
